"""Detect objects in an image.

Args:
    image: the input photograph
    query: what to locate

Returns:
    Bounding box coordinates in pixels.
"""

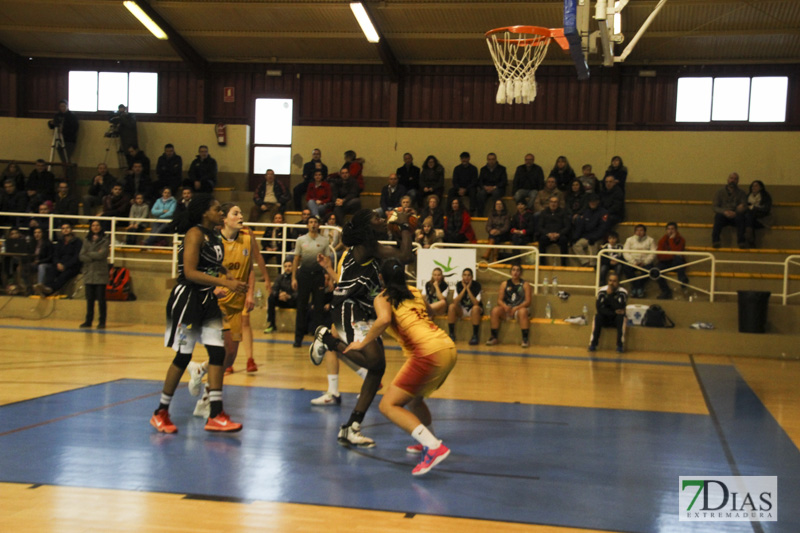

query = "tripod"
[103,131,128,173]
[48,126,69,172]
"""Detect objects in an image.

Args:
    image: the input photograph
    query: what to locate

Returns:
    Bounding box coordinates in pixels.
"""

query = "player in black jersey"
[486,263,532,347]
[589,271,628,353]
[311,209,414,447]
[151,194,248,435]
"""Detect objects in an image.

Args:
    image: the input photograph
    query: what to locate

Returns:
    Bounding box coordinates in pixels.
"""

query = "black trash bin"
[737,291,771,333]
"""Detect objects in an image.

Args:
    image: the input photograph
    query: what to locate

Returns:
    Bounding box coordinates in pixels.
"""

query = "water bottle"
[484,300,491,315]
[545,301,552,319]
[542,277,549,295]
[582,304,588,318]
[255,288,263,308]
[552,276,559,295]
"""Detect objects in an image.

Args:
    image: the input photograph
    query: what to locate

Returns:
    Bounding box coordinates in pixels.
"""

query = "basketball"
[387,209,418,237]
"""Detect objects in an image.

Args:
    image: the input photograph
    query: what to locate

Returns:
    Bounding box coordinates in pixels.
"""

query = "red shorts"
[392,346,457,398]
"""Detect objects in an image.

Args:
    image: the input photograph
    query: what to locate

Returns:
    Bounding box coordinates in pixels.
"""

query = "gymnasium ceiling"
[0,0,798,70]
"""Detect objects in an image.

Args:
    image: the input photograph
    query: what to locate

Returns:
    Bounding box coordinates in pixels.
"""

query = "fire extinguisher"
[215,123,227,146]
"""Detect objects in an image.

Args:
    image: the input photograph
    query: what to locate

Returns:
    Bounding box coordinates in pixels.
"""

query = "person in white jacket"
[622,224,656,298]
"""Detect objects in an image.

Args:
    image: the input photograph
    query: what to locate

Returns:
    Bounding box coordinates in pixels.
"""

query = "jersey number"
[226,262,241,271]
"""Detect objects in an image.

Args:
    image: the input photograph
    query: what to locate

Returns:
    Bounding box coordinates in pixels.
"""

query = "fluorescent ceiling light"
[123,1,168,40]
[350,2,380,43]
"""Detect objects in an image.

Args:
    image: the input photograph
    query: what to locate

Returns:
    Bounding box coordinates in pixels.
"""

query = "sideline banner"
[416,248,476,294]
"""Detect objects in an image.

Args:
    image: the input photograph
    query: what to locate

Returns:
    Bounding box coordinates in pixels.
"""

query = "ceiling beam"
[129,0,207,77]
[362,2,402,82]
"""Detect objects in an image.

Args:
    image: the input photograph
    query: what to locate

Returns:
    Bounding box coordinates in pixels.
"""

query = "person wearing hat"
[571,193,610,267]
[291,214,331,347]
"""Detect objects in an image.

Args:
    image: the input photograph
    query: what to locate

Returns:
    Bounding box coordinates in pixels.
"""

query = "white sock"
[355,367,368,380]
[327,375,339,395]
[411,424,441,450]
[159,393,172,406]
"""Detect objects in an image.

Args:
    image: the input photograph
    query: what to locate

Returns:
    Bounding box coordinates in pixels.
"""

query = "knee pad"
[206,345,226,366]
[171,351,192,370]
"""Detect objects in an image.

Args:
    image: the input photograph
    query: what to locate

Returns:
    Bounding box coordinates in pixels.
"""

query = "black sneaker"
[468,335,479,345]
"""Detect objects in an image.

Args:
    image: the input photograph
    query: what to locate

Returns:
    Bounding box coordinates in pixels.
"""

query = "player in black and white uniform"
[423,267,449,315]
[150,194,248,435]
[311,209,414,447]
[486,263,532,347]
[589,271,628,353]
[447,268,484,345]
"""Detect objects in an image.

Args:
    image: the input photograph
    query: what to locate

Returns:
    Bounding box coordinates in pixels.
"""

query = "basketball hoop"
[485,26,569,105]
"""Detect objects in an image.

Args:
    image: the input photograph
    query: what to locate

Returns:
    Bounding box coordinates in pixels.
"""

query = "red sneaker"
[150,409,178,434]
[224,366,234,375]
[204,411,243,432]
[246,357,258,373]
[406,443,424,453]
[412,443,450,476]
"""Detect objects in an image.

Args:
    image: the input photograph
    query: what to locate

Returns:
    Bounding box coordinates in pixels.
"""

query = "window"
[253,98,293,175]
[68,71,158,113]
[676,76,787,123]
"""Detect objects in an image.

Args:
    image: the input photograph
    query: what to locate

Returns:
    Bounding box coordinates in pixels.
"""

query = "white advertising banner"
[416,248,477,294]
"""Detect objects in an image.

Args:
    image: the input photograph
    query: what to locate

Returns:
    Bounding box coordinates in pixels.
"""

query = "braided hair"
[342,209,380,250]
[185,193,216,229]
[381,258,413,308]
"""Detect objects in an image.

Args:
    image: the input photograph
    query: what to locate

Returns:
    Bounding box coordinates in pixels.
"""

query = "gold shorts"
[219,302,249,342]
[392,346,457,398]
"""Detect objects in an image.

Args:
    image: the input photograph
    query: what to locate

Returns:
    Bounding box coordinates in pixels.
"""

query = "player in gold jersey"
[186,203,270,417]
[344,258,456,476]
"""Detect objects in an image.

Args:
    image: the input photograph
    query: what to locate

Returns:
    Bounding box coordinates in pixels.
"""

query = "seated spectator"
[549,156,576,192]
[377,173,405,218]
[533,176,565,215]
[25,159,56,202]
[398,195,417,218]
[711,172,747,249]
[155,143,183,195]
[250,168,290,223]
[486,263,532,348]
[512,153,545,209]
[2,227,32,295]
[24,188,45,215]
[600,174,625,228]
[536,195,570,267]
[623,224,656,298]
[475,153,508,216]
[102,184,131,219]
[571,194,609,267]
[145,187,177,243]
[419,155,445,205]
[418,194,445,231]
[295,148,328,210]
[144,187,187,246]
[423,267,450,315]
[34,222,82,296]
[261,212,286,264]
[53,182,79,225]
[447,268,483,345]
[1,179,28,226]
[322,212,344,253]
[588,271,627,353]
[330,167,361,223]
[564,178,587,224]
[599,231,624,285]
[448,151,478,213]
[124,161,153,203]
[29,227,54,290]
[415,216,444,249]
[443,197,476,244]
[744,180,772,248]
[306,170,332,219]
[579,164,599,194]
[78,220,110,329]
[509,199,535,246]
[125,145,151,180]
[28,201,54,236]
[396,152,420,205]
[2,162,26,191]
[124,193,150,245]
[604,156,628,191]
[83,163,117,215]
[265,259,298,333]
[186,145,217,193]
[656,222,690,300]
[341,150,365,192]
[483,200,510,261]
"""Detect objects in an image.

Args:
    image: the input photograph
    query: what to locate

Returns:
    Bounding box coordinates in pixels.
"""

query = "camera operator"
[48,100,79,165]
[108,104,138,154]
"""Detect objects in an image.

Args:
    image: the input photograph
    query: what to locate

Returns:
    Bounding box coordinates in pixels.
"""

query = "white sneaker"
[309,325,329,366]
[186,361,207,397]
[337,421,375,448]
[193,394,210,419]
[564,315,587,326]
[310,392,341,406]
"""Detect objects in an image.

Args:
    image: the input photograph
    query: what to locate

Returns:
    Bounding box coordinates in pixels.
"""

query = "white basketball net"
[486,30,553,105]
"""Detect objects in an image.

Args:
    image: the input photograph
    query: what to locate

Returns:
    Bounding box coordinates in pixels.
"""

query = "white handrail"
[783,255,800,305]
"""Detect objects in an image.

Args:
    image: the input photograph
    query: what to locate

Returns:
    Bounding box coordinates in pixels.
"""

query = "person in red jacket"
[306,170,332,218]
[342,150,365,192]
[443,197,476,244]
[656,221,690,299]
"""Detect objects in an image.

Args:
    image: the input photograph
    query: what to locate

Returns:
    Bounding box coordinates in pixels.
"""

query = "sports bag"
[641,305,674,328]
[106,266,136,301]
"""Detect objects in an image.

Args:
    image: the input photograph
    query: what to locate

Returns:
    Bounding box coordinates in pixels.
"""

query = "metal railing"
[783,255,800,305]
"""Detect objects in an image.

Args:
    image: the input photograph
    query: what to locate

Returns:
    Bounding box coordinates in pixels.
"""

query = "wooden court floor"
[0,318,798,533]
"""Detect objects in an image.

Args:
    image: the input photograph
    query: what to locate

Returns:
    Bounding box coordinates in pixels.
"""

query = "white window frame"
[675,76,788,123]
[68,70,158,114]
